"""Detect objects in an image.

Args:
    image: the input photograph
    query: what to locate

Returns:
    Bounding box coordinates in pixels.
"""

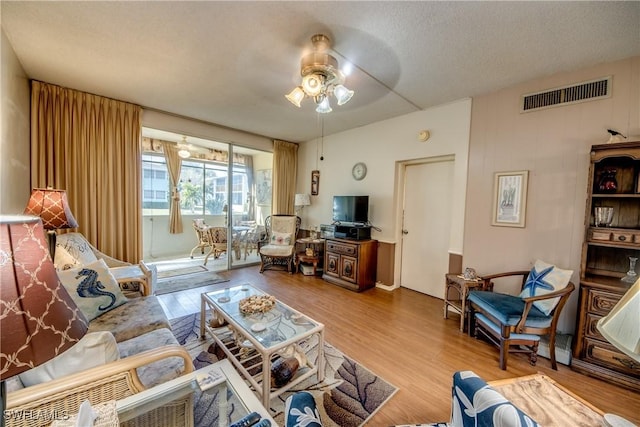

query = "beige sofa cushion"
[88,295,170,342]
[117,328,188,388]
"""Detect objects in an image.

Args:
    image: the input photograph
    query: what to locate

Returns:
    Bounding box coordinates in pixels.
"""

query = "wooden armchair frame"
[468,271,575,370]
[6,345,194,427]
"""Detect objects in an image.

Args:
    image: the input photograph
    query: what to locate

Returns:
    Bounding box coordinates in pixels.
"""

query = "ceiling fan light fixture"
[315,96,332,114]
[286,34,354,113]
[177,136,191,159]
[302,74,324,97]
[333,84,354,106]
[285,87,305,107]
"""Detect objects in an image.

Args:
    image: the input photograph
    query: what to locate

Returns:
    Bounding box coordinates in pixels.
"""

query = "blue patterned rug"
[170,312,398,427]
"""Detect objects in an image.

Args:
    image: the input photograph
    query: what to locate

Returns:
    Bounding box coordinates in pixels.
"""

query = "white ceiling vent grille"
[521,76,611,113]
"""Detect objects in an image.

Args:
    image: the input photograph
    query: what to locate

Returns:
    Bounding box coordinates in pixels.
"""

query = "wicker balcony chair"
[203,226,232,265]
[258,215,301,273]
[189,219,213,259]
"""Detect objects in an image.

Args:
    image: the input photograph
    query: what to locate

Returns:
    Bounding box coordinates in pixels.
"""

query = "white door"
[400,159,454,298]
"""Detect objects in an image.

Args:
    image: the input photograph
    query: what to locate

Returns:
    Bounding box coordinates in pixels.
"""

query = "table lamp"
[23,188,79,259]
[596,278,640,427]
[294,193,311,216]
[0,215,88,417]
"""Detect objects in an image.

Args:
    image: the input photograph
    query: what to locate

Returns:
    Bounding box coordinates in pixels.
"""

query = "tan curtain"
[272,140,298,214]
[162,141,183,234]
[30,80,142,263]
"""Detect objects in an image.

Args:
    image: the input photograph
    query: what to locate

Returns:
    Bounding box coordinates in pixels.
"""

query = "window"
[141,153,249,216]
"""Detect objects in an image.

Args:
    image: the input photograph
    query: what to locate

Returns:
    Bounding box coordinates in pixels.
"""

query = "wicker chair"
[189,219,213,259]
[203,226,230,265]
[6,346,194,427]
[259,215,301,273]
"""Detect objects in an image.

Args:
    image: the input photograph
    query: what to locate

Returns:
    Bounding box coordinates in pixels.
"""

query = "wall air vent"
[521,76,611,113]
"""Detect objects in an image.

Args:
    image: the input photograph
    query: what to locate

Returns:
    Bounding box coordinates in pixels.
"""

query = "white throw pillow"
[54,233,98,270]
[271,231,292,246]
[57,259,128,321]
[519,259,573,315]
[18,331,119,387]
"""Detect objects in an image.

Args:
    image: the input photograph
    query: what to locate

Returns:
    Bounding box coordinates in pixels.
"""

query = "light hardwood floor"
[157,267,640,426]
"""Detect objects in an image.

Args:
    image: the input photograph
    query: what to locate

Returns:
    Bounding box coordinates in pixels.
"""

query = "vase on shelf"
[621,256,638,283]
[594,206,614,227]
[598,168,618,193]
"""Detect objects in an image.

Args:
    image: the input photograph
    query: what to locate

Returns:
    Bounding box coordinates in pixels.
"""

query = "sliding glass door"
[141,128,272,271]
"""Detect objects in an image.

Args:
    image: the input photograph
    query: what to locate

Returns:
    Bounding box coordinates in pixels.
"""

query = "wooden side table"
[295,252,320,275]
[295,238,325,275]
[444,273,484,332]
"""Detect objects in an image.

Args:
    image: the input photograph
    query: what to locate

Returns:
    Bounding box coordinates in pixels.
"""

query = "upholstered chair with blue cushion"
[467,260,575,370]
[285,391,323,427]
[259,215,301,273]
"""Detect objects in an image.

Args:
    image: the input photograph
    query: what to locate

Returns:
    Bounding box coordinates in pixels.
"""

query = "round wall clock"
[352,162,367,180]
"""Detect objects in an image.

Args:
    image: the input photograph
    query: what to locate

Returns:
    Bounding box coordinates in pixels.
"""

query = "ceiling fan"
[285,34,354,113]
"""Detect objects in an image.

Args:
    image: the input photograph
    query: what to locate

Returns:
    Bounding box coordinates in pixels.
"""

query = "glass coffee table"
[116,358,274,427]
[200,284,325,407]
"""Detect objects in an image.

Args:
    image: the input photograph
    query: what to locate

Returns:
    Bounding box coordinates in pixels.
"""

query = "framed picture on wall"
[491,170,529,227]
[256,169,272,205]
[311,170,320,196]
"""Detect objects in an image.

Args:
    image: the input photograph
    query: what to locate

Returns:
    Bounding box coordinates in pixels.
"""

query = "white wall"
[464,56,640,333]
[1,29,31,213]
[297,98,472,254]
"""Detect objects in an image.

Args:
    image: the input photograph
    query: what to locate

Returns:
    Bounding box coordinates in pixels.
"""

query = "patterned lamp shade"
[0,215,88,380]
[24,188,79,230]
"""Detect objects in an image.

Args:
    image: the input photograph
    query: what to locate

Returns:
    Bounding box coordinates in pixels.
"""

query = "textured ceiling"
[2,1,639,143]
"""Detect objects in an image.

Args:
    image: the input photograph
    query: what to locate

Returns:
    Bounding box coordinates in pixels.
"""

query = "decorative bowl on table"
[239,294,276,315]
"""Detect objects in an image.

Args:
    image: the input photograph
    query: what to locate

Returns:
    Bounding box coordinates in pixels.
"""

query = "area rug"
[170,313,398,427]
[157,265,208,279]
[156,271,229,295]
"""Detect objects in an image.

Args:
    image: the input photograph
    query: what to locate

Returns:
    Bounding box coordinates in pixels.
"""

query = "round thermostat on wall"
[352,162,367,180]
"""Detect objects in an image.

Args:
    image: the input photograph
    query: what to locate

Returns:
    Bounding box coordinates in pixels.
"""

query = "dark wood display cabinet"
[572,141,640,391]
[323,238,377,292]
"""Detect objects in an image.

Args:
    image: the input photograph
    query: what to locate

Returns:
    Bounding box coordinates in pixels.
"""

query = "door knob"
[402,229,409,235]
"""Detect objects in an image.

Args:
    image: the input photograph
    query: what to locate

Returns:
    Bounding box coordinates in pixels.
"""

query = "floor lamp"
[23,188,79,260]
[0,215,88,424]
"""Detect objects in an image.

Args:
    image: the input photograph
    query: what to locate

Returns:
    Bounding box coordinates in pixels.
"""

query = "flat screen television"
[332,195,369,224]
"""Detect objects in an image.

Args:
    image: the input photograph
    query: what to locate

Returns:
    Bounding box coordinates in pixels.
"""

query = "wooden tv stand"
[323,238,377,292]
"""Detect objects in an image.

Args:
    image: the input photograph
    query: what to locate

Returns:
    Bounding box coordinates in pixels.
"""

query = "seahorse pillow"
[57,259,128,321]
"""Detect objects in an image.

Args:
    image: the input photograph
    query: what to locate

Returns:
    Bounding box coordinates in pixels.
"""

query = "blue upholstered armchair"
[285,372,539,427]
[467,261,575,370]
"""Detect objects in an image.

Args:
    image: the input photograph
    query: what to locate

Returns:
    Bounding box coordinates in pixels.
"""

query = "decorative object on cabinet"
[598,168,618,193]
[572,140,640,391]
[491,170,529,228]
[311,170,320,196]
[323,238,377,292]
[621,257,638,283]
[594,206,615,227]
